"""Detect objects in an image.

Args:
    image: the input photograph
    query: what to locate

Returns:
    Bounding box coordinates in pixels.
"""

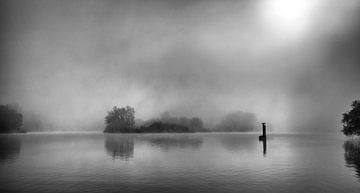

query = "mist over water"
[1,0,360,132]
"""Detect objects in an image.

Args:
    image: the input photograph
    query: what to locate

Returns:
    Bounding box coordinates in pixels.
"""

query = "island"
[103,105,257,133]
[103,106,203,133]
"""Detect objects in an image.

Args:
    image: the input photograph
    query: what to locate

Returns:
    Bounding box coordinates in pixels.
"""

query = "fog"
[1,0,359,132]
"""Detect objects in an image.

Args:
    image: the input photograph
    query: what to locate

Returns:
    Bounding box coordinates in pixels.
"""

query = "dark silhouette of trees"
[190,117,203,131]
[159,113,205,132]
[0,104,25,133]
[138,121,193,133]
[104,107,207,133]
[104,106,135,133]
[342,100,360,136]
[178,117,190,127]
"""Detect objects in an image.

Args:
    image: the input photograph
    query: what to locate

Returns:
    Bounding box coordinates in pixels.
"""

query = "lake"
[0,133,359,193]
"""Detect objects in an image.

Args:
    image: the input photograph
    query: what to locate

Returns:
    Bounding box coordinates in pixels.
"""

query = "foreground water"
[0,133,359,193]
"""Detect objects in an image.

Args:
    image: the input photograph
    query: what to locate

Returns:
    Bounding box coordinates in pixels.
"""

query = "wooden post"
[262,123,266,137]
[259,122,266,141]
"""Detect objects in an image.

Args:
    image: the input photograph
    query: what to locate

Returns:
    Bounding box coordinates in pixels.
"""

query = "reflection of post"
[259,123,267,155]
[262,138,267,155]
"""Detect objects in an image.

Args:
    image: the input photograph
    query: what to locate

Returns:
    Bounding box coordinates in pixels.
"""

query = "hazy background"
[0,0,359,132]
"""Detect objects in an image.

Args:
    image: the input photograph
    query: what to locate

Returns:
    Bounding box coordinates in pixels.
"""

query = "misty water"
[0,133,360,193]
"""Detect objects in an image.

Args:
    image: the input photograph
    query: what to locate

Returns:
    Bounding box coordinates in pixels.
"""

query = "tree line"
[2,99,359,135]
[342,100,360,136]
[103,106,205,133]
[103,105,260,133]
[0,104,25,133]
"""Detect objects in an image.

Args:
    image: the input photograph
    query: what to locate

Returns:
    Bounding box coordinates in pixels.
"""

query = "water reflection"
[147,135,203,151]
[0,135,21,164]
[1,134,360,193]
[261,138,267,156]
[219,134,257,152]
[344,140,360,180]
[105,135,134,161]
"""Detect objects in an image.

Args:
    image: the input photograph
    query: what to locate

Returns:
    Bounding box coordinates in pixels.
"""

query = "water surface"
[0,133,359,193]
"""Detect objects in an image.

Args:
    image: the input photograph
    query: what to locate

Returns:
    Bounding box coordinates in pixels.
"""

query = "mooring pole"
[262,122,266,137]
[259,122,266,141]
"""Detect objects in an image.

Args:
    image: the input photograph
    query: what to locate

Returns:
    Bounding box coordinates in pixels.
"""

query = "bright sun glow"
[261,0,322,38]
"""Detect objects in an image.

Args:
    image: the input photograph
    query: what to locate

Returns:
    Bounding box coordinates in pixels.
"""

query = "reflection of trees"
[105,136,134,161]
[0,135,21,164]
[147,136,203,151]
[344,140,360,180]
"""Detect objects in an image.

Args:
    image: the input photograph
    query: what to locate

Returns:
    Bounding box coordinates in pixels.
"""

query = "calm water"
[0,133,359,193]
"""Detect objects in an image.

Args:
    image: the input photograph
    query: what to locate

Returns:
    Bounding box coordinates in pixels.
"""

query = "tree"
[140,121,192,133]
[342,100,360,136]
[179,117,191,127]
[189,117,203,130]
[104,106,135,133]
[0,104,24,133]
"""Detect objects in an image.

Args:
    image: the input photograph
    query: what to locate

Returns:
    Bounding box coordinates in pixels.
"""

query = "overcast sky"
[1,0,360,132]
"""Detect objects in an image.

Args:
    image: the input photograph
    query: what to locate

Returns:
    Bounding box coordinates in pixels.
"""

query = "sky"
[1,0,360,132]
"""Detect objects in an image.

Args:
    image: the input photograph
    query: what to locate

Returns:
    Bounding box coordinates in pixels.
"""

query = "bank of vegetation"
[0,104,26,133]
[103,106,205,133]
[103,105,257,133]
